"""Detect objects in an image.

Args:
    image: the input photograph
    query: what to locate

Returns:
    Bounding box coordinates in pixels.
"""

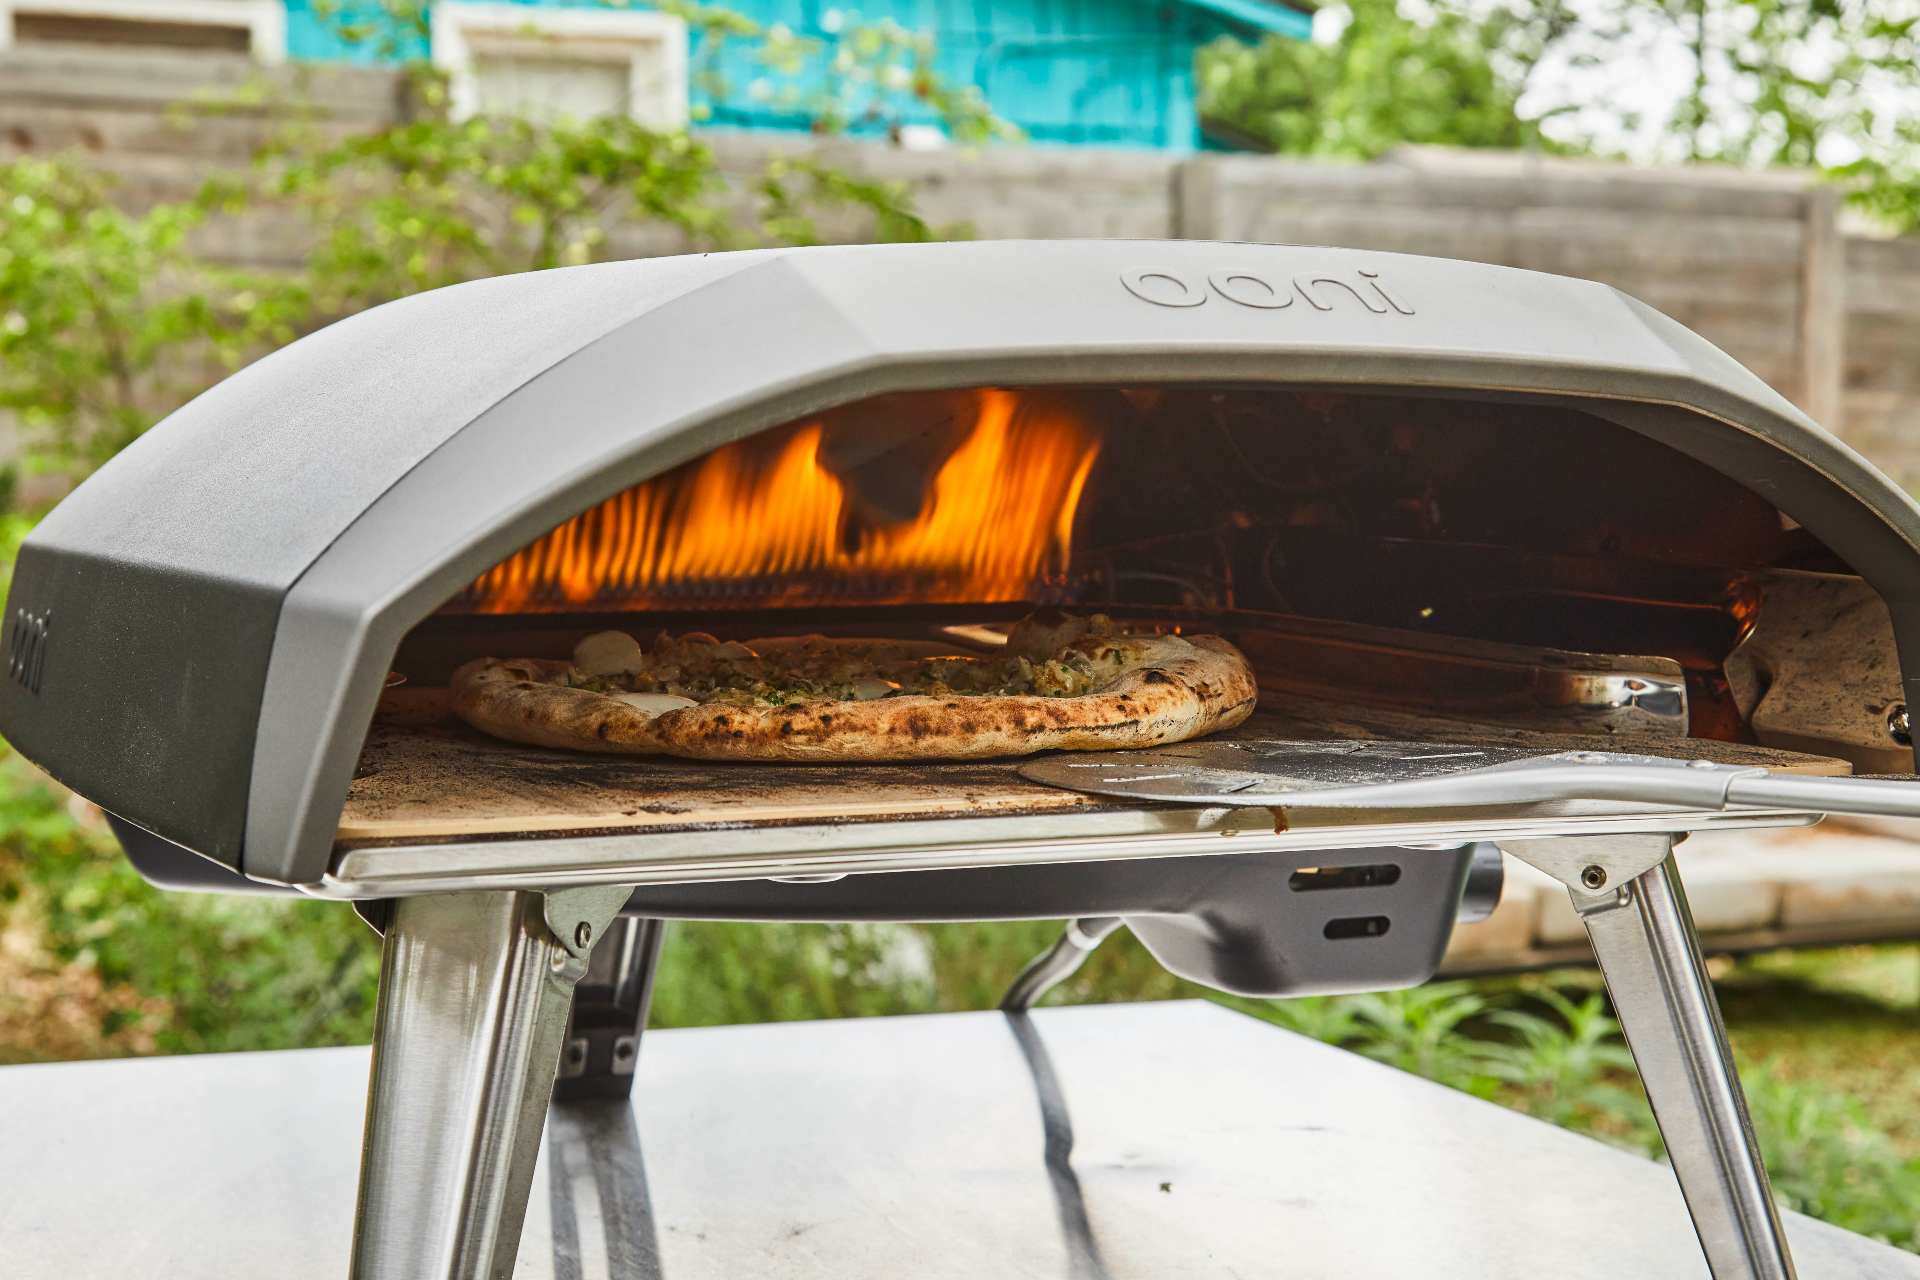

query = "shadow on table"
[544,1014,1113,1279]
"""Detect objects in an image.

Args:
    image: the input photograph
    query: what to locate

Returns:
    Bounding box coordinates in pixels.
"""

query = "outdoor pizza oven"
[8,240,1920,1280]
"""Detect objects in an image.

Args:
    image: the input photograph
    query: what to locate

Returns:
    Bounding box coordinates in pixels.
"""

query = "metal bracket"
[556,915,666,1102]
[1498,832,1674,894]
[543,884,635,962]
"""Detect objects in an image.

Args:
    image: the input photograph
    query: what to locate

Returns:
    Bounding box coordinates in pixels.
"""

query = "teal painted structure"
[283,0,1310,151]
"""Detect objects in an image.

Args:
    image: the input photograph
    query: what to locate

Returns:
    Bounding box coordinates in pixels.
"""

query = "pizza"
[449,611,1257,762]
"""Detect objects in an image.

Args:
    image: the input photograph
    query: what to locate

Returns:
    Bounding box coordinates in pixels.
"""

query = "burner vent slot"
[1323,916,1392,940]
[1289,864,1402,892]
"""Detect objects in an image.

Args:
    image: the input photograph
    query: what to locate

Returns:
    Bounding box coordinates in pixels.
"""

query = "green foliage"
[0,161,300,478]
[1517,0,1920,170]
[251,116,936,316]
[1481,987,1648,1138]
[1743,1068,1920,1245]
[0,752,380,1056]
[257,115,722,307]
[1197,0,1545,158]
[1200,0,1920,236]
[654,922,933,1024]
[1323,982,1504,1092]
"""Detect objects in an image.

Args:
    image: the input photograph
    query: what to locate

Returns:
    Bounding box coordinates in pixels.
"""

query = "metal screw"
[1580,865,1608,890]
[1889,704,1911,746]
[574,921,593,948]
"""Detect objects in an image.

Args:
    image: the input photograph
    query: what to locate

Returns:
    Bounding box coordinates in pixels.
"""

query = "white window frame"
[0,0,285,61]
[430,3,688,129]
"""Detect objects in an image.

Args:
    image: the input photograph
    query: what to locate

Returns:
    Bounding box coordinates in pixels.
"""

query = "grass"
[2,749,1917,1249]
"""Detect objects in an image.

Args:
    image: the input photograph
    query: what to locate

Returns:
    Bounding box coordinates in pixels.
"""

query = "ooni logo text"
[1120,267,1414,315]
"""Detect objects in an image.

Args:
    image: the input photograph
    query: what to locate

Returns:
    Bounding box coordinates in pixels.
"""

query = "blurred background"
[2,0,1919,1251]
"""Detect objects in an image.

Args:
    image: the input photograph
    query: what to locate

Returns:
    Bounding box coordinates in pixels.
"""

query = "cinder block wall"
[5,44,1918,488]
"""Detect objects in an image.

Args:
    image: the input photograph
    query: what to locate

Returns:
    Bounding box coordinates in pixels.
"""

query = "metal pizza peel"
[1018,738,1920,820]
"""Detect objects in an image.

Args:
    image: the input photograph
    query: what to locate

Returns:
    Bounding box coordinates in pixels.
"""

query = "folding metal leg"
[1505,834,1796,1280]
[1575,852,1796,1280]
[349,885,633,1280]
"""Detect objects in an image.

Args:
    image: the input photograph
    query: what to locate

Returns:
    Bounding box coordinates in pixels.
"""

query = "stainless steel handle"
[1722,772,1920,818]
[1029,750,1920,820]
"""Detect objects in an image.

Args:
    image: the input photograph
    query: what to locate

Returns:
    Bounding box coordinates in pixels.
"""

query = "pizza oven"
[7,240,1920,1280]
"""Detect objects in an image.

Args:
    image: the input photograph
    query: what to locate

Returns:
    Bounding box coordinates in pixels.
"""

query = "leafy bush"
[0,161,299,480]
[1197,0,1545,158]
[249,116,940,320]
[0,753,381,1057]
[1743,1068,1920,1245]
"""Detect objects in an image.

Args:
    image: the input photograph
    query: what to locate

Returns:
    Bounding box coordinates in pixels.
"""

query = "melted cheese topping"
[563,615,1130,708]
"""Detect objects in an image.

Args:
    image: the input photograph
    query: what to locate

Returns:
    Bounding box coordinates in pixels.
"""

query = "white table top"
[2,1000,1914,1279]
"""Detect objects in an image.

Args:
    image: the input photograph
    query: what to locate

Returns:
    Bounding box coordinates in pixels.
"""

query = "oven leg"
[1567,844,1795,1280]
[349,886,634,1280]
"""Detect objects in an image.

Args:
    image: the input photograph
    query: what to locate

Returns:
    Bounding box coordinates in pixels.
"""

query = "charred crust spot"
[780,721,795,735]
[943,702,959,710]
[713,715,730,728]
[516,682,537,691]
[1141,670,1173,685]
[819,714,833,726]
[784,702,804,711]
[731,730,744,739]
[596,721,612,740]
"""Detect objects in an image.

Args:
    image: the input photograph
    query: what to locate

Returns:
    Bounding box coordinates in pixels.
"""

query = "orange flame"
[457,389,1103,613]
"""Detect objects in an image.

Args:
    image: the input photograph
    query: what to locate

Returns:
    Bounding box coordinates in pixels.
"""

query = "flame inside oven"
[455,389,1104,613]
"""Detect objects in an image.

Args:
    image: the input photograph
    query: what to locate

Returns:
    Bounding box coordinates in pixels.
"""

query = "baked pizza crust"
[449,629,1257,762]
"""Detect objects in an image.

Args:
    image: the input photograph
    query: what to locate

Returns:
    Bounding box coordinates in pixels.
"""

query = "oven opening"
[348,384,1903,849]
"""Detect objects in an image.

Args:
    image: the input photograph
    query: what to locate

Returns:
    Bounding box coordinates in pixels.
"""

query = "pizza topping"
[609,691,698,717]
[1008,608,1093,659]
[556,613,1146,710]
[574,630,646,677]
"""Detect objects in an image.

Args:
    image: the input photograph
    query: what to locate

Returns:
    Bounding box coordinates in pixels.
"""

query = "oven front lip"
[307,800,1822,899]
